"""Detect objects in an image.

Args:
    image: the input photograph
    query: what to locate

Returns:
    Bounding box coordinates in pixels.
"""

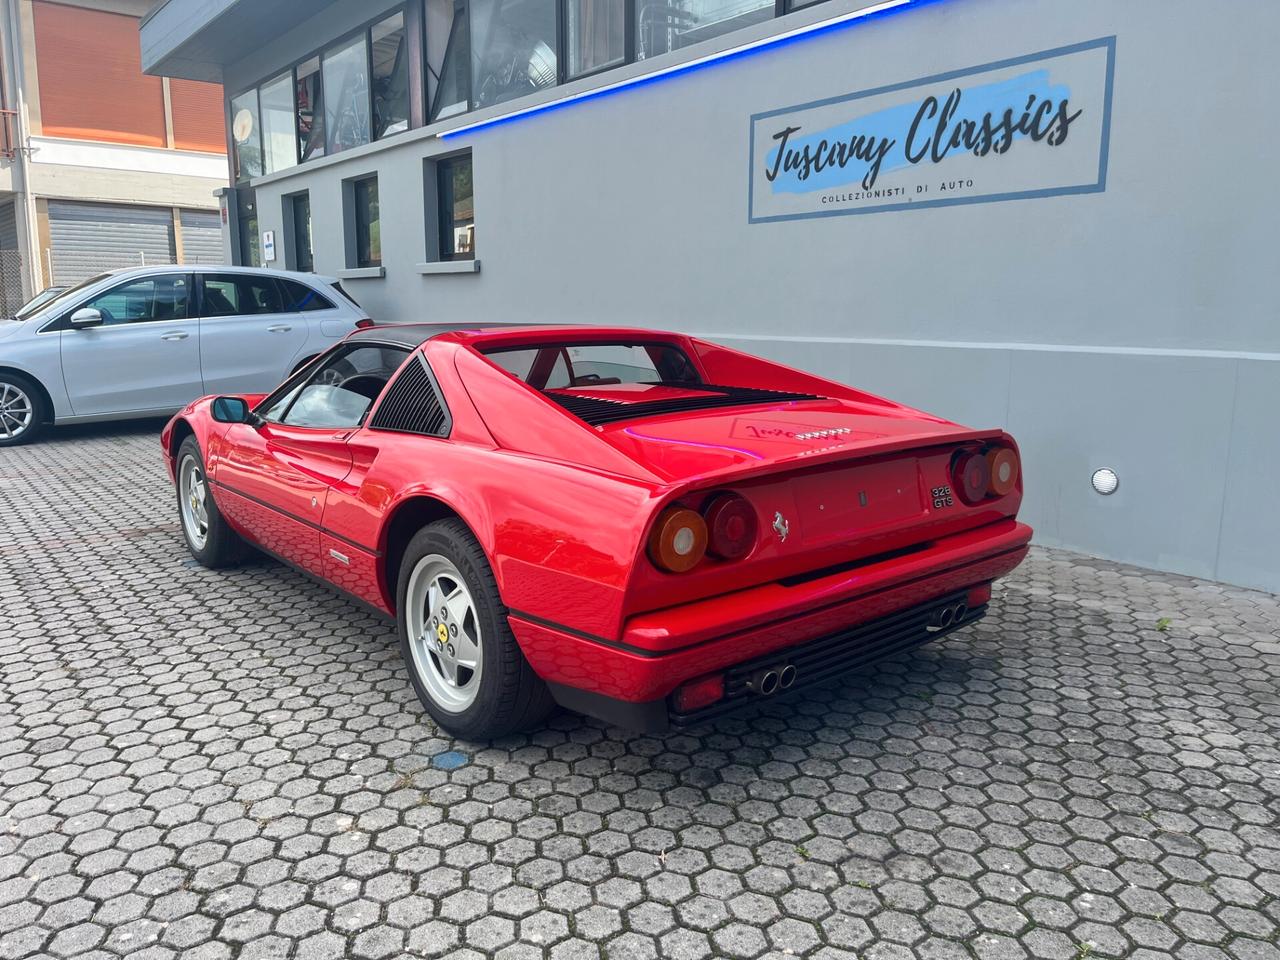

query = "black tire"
[175,436,251,568]
[0,371,48,447]
[397,518,554,739]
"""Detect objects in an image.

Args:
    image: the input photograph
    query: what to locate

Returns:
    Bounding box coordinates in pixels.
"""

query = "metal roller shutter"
[47,200,175,285]
[179,209,224,265]
[0,200,22,316]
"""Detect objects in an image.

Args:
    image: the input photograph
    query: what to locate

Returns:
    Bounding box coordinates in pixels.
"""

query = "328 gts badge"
[931,484,955,509]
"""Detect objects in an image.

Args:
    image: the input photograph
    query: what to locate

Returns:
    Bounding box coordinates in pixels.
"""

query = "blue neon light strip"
[440,0,916,138]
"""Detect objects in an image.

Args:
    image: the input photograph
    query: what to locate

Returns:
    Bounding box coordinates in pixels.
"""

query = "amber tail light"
[986,446,1019,496]
[648,507,708,573]
[952,445,1019,504]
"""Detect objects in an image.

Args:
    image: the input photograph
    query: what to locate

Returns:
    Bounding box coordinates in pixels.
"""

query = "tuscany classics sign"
[748,37,1115,223]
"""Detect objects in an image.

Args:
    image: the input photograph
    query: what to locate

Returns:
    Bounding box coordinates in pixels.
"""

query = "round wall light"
[1091,468,1119,495]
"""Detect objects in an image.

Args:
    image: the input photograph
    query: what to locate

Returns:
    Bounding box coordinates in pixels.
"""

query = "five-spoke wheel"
[396,519,553,739]
[174,435,250,568]
[405,555,484,711]
[179,454,210,550]
[0,374,46,446]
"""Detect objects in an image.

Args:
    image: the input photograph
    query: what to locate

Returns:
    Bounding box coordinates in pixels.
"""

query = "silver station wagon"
[0,265,370,446]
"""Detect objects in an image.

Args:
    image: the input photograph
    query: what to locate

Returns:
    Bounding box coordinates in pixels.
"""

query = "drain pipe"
[4,0,43,295]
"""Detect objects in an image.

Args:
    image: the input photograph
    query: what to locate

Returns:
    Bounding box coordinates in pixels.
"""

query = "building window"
[296,56,325,161]
[436,154,474,260]
[566,0,626,78]
[637,0,774,60]
[372,12,411,139]
[324,33,371,154]
[285,192,313,272]
[470,0,558,110]
[236,190,260,266]
[259,72,297,173]
[350,176,381,268]
[428,0,471,121]
[229,89,261,182]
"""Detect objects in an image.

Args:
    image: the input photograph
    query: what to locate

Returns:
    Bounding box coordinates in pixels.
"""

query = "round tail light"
[952,450,991,505]
[648,507,707,573]
[703,493,758,561]
[986,446,1019,496]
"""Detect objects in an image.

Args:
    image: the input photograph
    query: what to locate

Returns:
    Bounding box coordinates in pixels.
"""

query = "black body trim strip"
[209,477,383,558]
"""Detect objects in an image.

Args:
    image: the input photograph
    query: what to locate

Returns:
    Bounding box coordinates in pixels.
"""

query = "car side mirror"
[68,307,103,329]
[211,396,254,424]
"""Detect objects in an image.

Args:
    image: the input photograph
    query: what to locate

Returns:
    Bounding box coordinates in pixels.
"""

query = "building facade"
[141,0,1280,594]
[0,0,226,312]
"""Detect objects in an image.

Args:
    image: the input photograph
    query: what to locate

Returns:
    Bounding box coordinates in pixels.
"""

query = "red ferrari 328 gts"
[161,325,1031,738]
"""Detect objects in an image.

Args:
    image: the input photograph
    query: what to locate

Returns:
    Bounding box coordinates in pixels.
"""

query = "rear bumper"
[509,518,1031,719]
[545,590,986,733]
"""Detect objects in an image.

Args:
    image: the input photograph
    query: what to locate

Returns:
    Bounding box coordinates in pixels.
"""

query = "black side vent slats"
[369,356,452,437]
[546,383,822,427]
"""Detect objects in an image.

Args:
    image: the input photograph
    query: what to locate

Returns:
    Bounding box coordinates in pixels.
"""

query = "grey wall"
[228,0,1280,594]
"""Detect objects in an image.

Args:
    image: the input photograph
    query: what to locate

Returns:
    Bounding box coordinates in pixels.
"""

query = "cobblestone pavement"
[1,421,1278,960]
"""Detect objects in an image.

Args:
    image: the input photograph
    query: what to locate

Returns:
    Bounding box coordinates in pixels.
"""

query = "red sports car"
[161,325,1031,738]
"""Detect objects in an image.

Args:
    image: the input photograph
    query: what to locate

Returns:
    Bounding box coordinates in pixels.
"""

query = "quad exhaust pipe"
[930,601,969,629]
[748,663,798,696]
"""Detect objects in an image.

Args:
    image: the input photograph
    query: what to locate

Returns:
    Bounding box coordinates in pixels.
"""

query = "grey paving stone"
[1,423,1277,960]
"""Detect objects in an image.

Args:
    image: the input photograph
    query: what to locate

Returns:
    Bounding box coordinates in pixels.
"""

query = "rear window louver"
[369,356,451,437]
[547,384,822,427]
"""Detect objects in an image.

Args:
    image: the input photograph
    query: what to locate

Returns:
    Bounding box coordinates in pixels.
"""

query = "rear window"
[483,342,702,389]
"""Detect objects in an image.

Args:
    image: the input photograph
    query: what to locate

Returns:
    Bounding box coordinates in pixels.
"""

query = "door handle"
[161,331,189,341]
[267,324,293,333]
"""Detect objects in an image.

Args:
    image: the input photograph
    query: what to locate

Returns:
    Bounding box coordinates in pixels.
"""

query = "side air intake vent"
[369,356,451,437]
[546,384,822,427]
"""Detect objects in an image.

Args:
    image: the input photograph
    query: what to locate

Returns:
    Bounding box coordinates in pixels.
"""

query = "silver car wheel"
[178,454,210,550]
[405,554,484,712]
[0,381,34,441]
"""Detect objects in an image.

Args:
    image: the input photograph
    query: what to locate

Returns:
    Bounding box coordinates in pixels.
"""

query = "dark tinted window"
[80,275,190,326]
[268,344,408,428]
[354,176,381,268]
[438,154,474,260]
[484,342,701,389]
[200,273,284,317]
[278,279,334,312]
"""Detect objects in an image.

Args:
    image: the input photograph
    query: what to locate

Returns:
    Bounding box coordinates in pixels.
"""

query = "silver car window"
[81,276,190,325]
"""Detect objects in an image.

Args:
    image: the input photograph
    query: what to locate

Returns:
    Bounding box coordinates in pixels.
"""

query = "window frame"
[257,340,412,428]
[225,4,418,182]
[45,271,194,332]
[345,173,382,270]
[225,0,832,183]
[283,190,314,272]
[195,271,291,319]
[427,150,475,263]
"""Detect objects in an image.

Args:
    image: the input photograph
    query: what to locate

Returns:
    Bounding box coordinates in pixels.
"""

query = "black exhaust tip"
[779,664,797,689]
[749,668,781,695]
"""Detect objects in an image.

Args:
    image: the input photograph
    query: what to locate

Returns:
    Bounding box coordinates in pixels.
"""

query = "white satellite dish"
[232,108,254,144]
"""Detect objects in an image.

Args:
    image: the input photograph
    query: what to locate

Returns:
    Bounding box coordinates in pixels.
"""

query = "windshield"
[482,342,702,390]
[14,273,111,320]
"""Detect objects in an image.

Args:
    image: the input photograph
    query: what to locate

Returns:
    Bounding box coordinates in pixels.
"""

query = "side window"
[78,275,190,326]
[201,274,286,317]
[267,344,409,428]
[200,276,241,317]
[278,279,335,312]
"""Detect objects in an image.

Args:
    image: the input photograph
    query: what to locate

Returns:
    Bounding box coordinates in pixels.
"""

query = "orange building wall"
[169,79,227,153]
[33,1,225,153]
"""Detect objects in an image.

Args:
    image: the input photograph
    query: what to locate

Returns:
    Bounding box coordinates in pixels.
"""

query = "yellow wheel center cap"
[437,623,449,645]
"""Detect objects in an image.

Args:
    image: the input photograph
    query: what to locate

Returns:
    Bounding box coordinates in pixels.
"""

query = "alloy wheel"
[405,554,484,712]
[179,455,210,550]
[0,382,34,441]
